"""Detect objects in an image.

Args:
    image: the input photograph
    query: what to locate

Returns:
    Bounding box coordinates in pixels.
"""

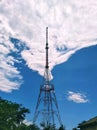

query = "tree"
[14,123,39,130]
[28,124,39,130]
[40,122,56,130]
[58,125,65,130]
[0,97,29,130]
[72,128,78,130]
[16,123,28,130]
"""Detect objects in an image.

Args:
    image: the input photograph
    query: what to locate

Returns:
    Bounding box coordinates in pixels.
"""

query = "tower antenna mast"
[46,27,49,69]
[33,27,62,127]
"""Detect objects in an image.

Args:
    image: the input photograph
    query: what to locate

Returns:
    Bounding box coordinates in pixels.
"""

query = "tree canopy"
[0,97,30,130]
[0,97,65,130]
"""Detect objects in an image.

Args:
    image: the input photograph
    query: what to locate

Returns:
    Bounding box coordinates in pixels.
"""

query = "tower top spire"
[45,27,49,69]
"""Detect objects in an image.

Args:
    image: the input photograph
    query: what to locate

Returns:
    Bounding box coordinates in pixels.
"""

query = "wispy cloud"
[0,43,23,92]
[23,119,32,126]
[0,0,97,92]
[67,91,89,103]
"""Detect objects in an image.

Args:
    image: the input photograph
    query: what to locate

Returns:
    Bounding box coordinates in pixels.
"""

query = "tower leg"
[33,84,62,127]
[33,87,42,123]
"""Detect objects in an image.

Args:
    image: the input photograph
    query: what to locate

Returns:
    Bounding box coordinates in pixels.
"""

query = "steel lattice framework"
[33,27,62,127]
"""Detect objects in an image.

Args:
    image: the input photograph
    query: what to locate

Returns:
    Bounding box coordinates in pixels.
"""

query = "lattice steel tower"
[33,27,62,127]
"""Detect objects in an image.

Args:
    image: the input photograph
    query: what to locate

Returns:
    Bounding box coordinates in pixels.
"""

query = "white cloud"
[67,91,89,103]
[0,39,23,92]
[0,0,97,91]
[23,119,32,126]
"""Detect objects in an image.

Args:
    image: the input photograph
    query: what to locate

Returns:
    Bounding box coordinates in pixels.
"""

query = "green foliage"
[0,97,29,130]
[72,128,78,130]
[28,124,40,130]
[0,97,65,130]
[16,123,28,130]
[58,125,65,130]
[40,122,65,130]
[15,123,40,130]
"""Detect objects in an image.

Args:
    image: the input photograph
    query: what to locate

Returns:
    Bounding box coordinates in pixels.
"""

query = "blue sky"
[0,0,97,129]
[0,43,97,129]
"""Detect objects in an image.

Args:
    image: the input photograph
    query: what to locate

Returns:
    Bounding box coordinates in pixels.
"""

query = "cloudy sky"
[0,0,97,129]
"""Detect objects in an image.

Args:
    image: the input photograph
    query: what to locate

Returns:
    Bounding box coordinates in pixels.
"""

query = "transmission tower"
[33,27,62,127]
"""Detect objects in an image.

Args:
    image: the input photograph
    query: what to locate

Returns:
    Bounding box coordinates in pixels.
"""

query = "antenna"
[33,27,62,127]
[45,27,49,69]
